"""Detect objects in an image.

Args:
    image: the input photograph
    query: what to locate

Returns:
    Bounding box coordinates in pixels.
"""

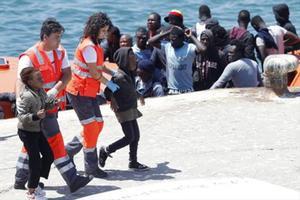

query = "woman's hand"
[110,98,119,112]
[139,97,145,106]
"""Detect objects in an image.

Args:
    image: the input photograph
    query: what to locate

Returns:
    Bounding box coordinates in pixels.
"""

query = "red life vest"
[66,37,104,98]
[19,42,67,112]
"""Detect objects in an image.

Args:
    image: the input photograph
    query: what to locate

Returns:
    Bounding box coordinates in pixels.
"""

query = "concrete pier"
[0,88,299,199]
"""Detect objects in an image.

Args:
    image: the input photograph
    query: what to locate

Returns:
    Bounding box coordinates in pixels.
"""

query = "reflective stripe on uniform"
[80,117,96,125]
[95,117,103,122]
[57,162,74,174]
[19,152,29,159]
[73,57,89,70]
[73,57,103,73]
[83,147,96,153]
[16,162,29,170]
[54,156,70,165]
[71,65,92,78]
[31,46,44,65]
[43,81,57,89]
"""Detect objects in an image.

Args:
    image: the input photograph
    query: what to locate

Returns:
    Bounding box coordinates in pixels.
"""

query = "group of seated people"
[1,4,300,118]
[100,3,300,98]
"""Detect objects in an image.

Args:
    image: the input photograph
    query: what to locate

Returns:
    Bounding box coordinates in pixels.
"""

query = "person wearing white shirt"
[251,15,300,66]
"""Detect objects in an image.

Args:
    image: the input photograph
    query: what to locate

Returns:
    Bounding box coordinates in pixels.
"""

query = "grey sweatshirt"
[17,86,55,132]
[210,58,262,89]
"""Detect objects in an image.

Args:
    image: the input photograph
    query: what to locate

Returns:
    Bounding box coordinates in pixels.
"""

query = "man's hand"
[185,29,192,38]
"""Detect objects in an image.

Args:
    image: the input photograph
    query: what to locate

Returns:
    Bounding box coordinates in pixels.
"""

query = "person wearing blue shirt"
[148,26,206,95]
[132,27,152,62]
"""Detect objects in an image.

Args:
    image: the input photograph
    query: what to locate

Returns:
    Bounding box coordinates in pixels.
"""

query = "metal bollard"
[263,54,299,96]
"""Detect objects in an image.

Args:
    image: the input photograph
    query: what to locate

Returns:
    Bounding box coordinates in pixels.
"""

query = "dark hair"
[210,25,229,48]
[170,26,184,38]
[120,34,133,46]
[251,15,264,28]
[40,18,65,41]
[273,3,290,19]
[20,68,39,86]
[83,12,112,45]
[138,59,155,73]
[199,5,211,18]
[109,26,121,38]
[230,39,245,57]
[238,10,250,24]
[149,12,161,23]
[205,18,219,29]
[135,27,147,35]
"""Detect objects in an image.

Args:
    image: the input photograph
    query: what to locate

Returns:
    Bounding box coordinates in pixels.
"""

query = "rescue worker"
[66,12,120,178]
[14,18,93,193]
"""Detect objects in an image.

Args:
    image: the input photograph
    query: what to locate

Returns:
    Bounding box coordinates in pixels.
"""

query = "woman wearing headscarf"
[193,29,225,90]
[99,47,149,171]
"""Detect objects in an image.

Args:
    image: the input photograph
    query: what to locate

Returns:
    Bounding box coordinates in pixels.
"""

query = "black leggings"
[18,129,54,188]
[107,119,140,162]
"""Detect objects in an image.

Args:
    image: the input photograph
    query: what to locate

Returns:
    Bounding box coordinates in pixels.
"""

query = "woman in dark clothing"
[99,47,148,171]
[101,26,121,62]
[147,12,163,38]
[193,30,225,90]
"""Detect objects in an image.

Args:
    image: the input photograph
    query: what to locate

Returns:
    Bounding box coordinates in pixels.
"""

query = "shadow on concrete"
[104,161,182,182]
[0,134,17,141]
[36,162,180,199]
[46,185,120,200]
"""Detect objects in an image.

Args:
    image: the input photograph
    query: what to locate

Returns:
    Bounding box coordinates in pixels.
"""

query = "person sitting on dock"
[119,34,133,48]
[229,10,256,61]
[193,4,212,40]
[147,12,163,38]
[132,27,152,63]
[251,15,300,66]
[135,59,165,98]
[210,40,262,89]
[272,3,297,35]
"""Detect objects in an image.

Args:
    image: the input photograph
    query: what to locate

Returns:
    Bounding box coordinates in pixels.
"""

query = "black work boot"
[13,182,26,190]
[86,167,108,179]
[99,146,112,168]
[69,175,93,193]
[14,182,44,190]
[128,161,149,171]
